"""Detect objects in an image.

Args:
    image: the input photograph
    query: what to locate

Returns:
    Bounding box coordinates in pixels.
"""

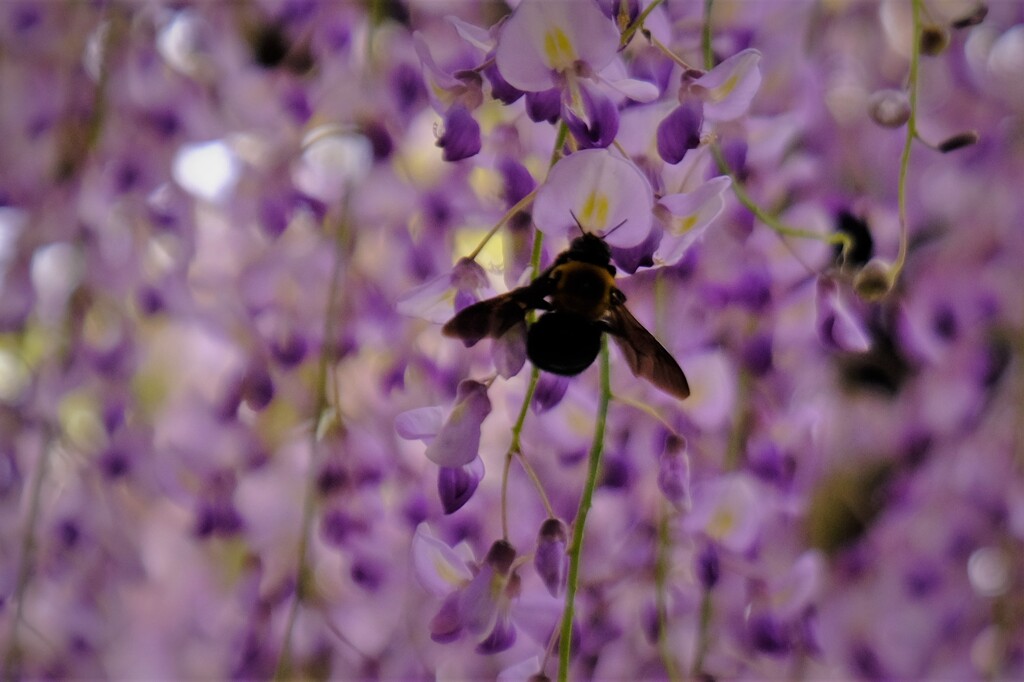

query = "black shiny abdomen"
[526,312,603,376]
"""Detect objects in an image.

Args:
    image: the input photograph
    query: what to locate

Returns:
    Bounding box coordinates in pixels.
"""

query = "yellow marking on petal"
[708,507,737,540]
[711,73,740,102]
[435,555,470,587]
[672,214,698,236]
[543,27,576,70]
[59,390,107,452]
[580,191,610,228]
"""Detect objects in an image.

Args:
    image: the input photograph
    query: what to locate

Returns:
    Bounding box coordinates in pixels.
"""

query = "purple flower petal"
[430,592,464,643]
[476,610,517,654]
[656,101,703,164]
[654,176,731,265]
[564,84,620,149]
[394,406,444,442]
[437,105,482,162]
[495,0,620,92]
[533,149,653,248]
[684,473,764,554]
[484,59,524,105]
[816,277,871,353]
[411,524,473,597]
[424,380,492,467]
[534,518,568,597]
[690,48,763,121]
[525,88,562,123]
[438,457,485,515]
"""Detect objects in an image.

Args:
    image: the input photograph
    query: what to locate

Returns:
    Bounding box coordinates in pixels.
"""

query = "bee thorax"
[550,262,615,320]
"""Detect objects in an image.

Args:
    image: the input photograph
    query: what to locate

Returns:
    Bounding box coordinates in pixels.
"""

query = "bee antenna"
[569,211,587,236]
[603,219,628,238]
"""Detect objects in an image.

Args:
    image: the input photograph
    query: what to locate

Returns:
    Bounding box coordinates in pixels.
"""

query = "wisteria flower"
[494,0,656,145]
[533,148,653,247]
[3,1,1019,679]
[653,175,733,266]
[396,380,491,468]
[685,48,763,122]
[684,473,765,554]
[412,526,521,653]
[494,0,620,93]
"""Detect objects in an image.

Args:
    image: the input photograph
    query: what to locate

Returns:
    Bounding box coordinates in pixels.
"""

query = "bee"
[442,231,690,400]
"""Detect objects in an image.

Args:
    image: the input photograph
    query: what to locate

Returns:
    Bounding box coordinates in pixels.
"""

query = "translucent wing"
[442,280,551,347]
[605,304,690,399]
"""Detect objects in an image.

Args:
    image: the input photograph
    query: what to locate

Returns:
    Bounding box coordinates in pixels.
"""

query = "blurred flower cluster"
[1,0,1022,679]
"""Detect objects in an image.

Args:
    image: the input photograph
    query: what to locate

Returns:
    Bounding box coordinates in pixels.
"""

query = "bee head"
[565,233,612,267]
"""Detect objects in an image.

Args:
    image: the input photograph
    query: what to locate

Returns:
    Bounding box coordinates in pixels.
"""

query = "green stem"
[273,209,350,680]
[1,429,54,677]
[710,144,851,252]
[501,366,547,540]
[499,122,570,537]
[466,188,539,261]
[620,0,666,47]
[702,0,715,69]
[723,368,752,471]
[701,0,850,256]
[691,588,714,677]
[893,0,923,280]
[557,338,612,682]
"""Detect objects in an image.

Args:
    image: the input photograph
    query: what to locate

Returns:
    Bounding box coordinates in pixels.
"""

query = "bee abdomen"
[526,312,604,376]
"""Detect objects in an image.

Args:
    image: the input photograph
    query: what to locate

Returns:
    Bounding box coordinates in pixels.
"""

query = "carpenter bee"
[442,231,690,400]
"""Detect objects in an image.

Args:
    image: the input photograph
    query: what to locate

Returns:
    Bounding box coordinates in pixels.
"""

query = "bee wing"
[442,280,551,347]
[605,304,690,399]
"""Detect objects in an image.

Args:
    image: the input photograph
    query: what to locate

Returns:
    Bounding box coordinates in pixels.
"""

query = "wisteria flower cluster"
[1,0,1022,679]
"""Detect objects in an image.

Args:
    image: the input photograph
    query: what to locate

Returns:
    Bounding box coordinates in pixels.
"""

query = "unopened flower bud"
[438,460,483,514]
[920,25,950,55]
[534,518,569,596]
[484,539,517,576]
[657,435,690,503]
[937,130,980,153]
[853,258,894,301]
[697,543,720,589]
[867,89,911,128]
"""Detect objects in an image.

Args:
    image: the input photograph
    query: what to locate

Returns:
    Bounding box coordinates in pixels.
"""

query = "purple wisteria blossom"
[1,1,1022,680]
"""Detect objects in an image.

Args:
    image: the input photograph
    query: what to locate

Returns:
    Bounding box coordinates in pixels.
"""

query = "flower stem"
[690,587,714,677]
[500,123,570,537]
[893,0,923,281]
[1,429,54,677]
[620,0,666,47]
[557,337,611,682]
[502,366,555,540]
[702,0,715,69]
[700,0,851,256]
[273,208,350,679]
[467,188,539,261]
